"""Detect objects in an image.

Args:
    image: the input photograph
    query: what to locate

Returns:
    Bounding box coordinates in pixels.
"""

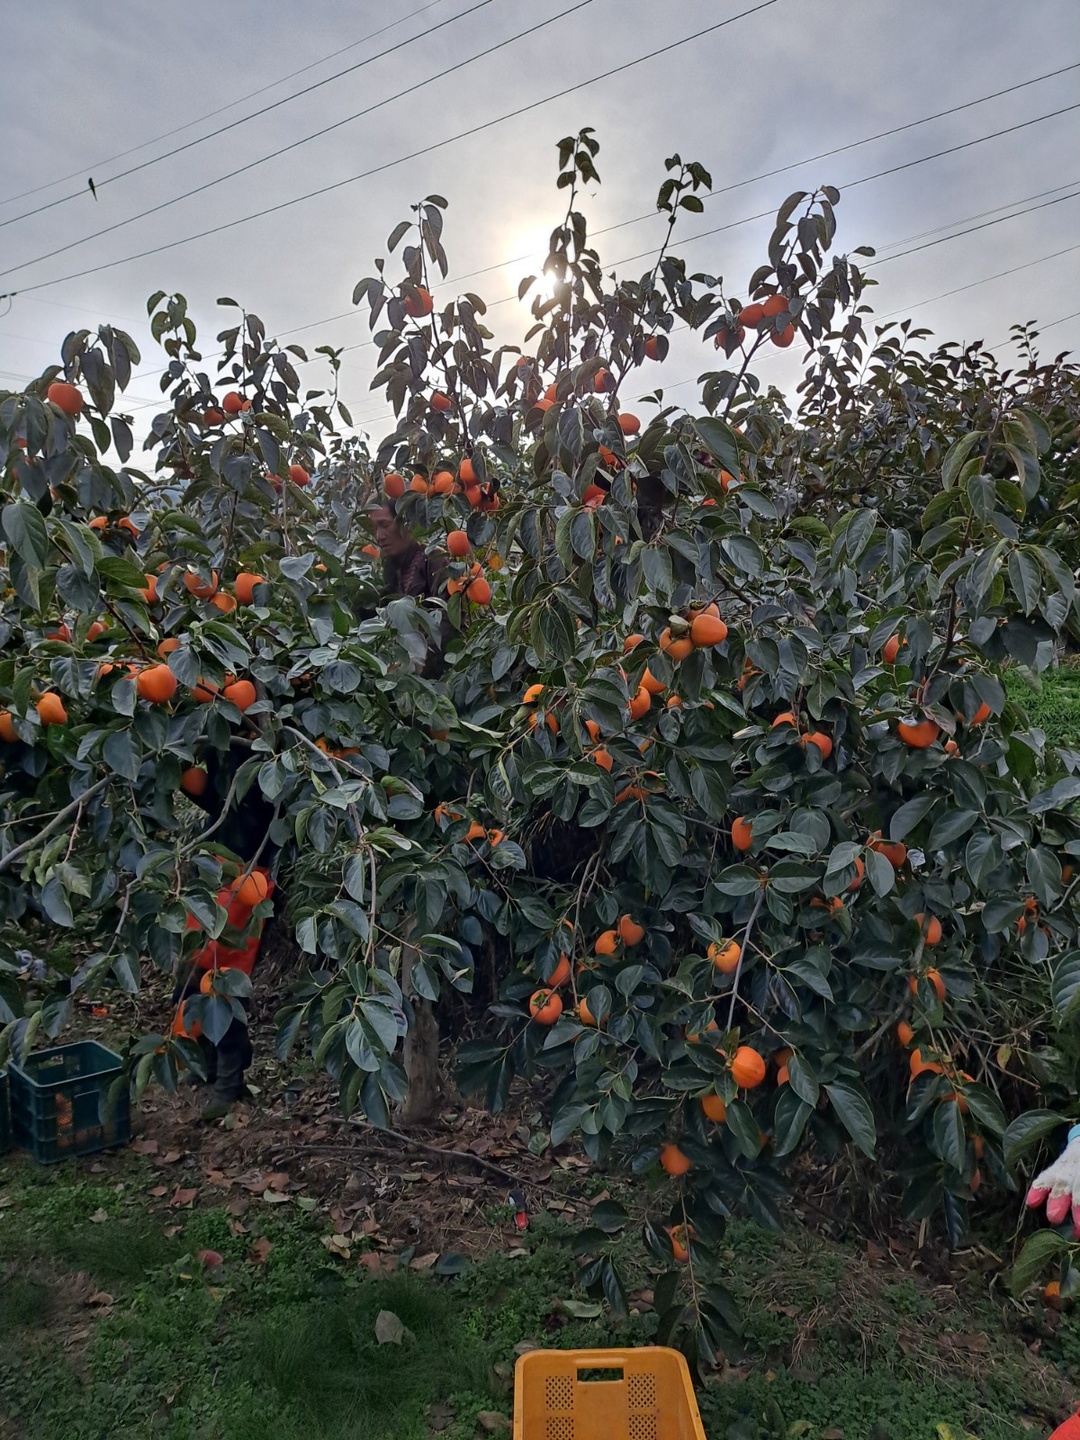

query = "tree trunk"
[397,934,441,1127]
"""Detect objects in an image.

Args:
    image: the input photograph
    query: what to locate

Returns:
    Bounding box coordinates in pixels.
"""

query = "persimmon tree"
[3,130,1080,1352]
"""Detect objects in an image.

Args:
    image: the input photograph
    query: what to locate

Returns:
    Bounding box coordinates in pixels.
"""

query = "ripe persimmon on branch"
[2,129,1080,1333]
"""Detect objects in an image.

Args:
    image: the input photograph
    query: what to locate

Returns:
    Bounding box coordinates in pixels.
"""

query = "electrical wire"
[0,0,499,230]
[0,0,595,279]
[0,0,451,210]
[107,182,1080,425]
[0,0,781,297]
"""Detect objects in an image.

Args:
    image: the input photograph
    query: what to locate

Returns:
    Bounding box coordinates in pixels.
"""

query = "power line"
[435,57,1080,289]
[1037,308,1080,335]
[868,187,1080,267]
[0,0,500,231]
[143,180,1080,429]
[875,240,1080,320]
[0,0,595,281]
[284,58,1080,313]
[264,178,1080,351]
[0,0,451,210]
[650,243,1080,401]
[340,195,1080,421]
[869,178,1080,256]
[0,0,781,298]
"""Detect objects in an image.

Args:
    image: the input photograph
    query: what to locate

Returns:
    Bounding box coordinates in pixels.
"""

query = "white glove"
[1027,1126,1080,1234]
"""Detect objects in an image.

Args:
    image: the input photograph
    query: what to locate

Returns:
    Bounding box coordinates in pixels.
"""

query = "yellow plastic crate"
[513,1346,707,1440]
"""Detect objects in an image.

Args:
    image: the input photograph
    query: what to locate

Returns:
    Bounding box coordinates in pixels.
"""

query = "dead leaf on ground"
[476,1412,511,1434]
[169,1188,198,1209]
[427,1401,456,1432]
[375,1309,411,1345]
[248,1237,272,1265]
[131,1139,159,1156]
[358,1251,394,1272]
[409,1252,439,1271]
[88,1209,109,1223]
[949,1333,990,1353]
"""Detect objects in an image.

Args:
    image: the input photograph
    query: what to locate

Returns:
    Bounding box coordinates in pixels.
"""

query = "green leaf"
[927,809,978,848]
[1010,1229,1069,1296]
[1008,549,1042,615]
[2,503,50,570]
[1030,777,1080,814]
[963,1084,1006,1136]
[933,1099,966,1172]
[40,876,74,928]
[787,1054,819,1107]
[772,1087,813,1157]
[1003,1109,1067,1172]
[889,794,937,840]
[724,1098,762,1158]
[692,417,740,476]
[1052,951,1080,1022]
[102,729,141,782]
[941,430,984,490]
[824,1078,876,1157]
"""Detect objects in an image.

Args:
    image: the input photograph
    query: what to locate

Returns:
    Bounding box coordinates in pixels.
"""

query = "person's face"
[372,508,414,560]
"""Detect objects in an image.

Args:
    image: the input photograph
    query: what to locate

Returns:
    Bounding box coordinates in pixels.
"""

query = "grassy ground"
[1006,665,1080,750]
[1,1152,1076,1440]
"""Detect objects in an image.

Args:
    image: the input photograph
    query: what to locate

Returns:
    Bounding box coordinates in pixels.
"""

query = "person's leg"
[171,966,216,1084]
[201,1007,252,1120]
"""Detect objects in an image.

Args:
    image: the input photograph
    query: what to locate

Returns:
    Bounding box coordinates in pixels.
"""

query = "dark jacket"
[188,746,277,865]
[382,543,453,677]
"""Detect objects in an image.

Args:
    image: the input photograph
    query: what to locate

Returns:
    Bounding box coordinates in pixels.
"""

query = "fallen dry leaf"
[248,1237,272,1265]
[88,1209,109,1223]
[131,1139,159,1156]
[169,1188,198,1209]
[375,1309,414,1345]
[476,1411,511,1434]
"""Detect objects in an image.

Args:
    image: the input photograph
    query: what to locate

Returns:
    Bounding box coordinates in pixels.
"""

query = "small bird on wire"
[87,178,97,201]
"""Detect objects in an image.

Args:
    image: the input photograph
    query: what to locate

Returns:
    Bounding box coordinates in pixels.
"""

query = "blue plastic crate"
[0,1068,9,1155]
[9,1041,130,1164]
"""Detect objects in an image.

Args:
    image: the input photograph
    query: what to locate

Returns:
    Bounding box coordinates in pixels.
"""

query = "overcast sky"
[1,0,1077,448]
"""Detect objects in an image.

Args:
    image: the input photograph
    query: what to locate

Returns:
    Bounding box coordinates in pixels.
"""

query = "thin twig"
[176,767,241,858]
[62,795,85,861]
[853,1000,908,1063]
[854,928,927,1062]
[726,886,766,1031]
[333,1117,519,1184]
[569,847,603,1005]
[0,776,109,875]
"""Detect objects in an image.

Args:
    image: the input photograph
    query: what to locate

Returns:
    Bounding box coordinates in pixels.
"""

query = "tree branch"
[0,776,109,875]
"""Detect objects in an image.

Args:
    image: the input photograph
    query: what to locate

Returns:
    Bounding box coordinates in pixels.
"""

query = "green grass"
[1007,665,1080,749]
[0,1157,1077,1439]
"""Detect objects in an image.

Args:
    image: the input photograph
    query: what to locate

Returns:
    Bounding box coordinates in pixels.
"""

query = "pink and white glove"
[1027,1124,1080,1235]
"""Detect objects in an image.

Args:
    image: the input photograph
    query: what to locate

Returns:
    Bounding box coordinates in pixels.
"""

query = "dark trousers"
[172,967,253,1100]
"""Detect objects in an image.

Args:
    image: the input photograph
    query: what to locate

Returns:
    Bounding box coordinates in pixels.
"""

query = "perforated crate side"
[9,1042,130,1165]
